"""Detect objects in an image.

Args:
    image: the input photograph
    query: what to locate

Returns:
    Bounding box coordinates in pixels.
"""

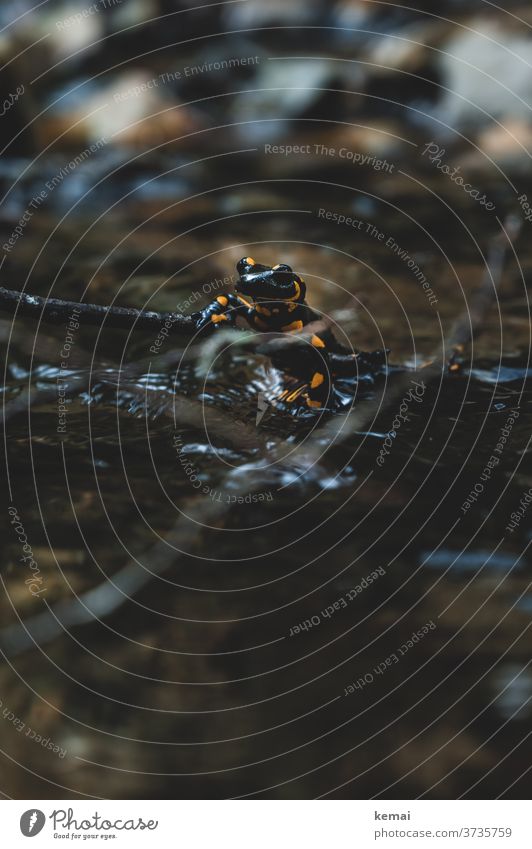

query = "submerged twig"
[0,286,375,373]
[0,286,194,334]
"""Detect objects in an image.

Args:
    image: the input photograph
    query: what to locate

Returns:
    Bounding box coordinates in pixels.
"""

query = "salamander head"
[235,257,306,303]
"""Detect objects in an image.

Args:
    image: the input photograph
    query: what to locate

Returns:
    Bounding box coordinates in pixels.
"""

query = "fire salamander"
[191,257,386,410]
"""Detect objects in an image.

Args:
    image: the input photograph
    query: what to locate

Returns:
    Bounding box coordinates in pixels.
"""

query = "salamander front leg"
[190,293,248,331]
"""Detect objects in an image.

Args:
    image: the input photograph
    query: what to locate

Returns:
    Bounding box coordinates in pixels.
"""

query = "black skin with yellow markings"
[191,257,385,410]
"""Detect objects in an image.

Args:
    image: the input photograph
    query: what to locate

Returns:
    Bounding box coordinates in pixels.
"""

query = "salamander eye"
[272,268,296,285]
[237,256,256,275]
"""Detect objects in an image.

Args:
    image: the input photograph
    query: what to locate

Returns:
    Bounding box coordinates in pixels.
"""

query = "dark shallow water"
[2,175,531,798]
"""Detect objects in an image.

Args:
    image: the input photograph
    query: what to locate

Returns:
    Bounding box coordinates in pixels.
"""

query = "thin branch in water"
[0,286,194,334]
[0,286,378,373]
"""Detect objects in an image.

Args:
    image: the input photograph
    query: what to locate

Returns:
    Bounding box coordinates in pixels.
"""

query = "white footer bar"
[1,800,529,848]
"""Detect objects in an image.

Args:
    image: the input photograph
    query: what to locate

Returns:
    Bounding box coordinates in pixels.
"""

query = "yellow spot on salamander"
[216,296,228,306]
[237,294,252,307]
[281,320,304,332]
[311,372,324,389]
[246,256,255,266]
[286,385,306,402]
[305,396,322,409]
[255,305,272,317]
[311,334,325,348]
[211,314,228,323]
[286,281,301,301]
